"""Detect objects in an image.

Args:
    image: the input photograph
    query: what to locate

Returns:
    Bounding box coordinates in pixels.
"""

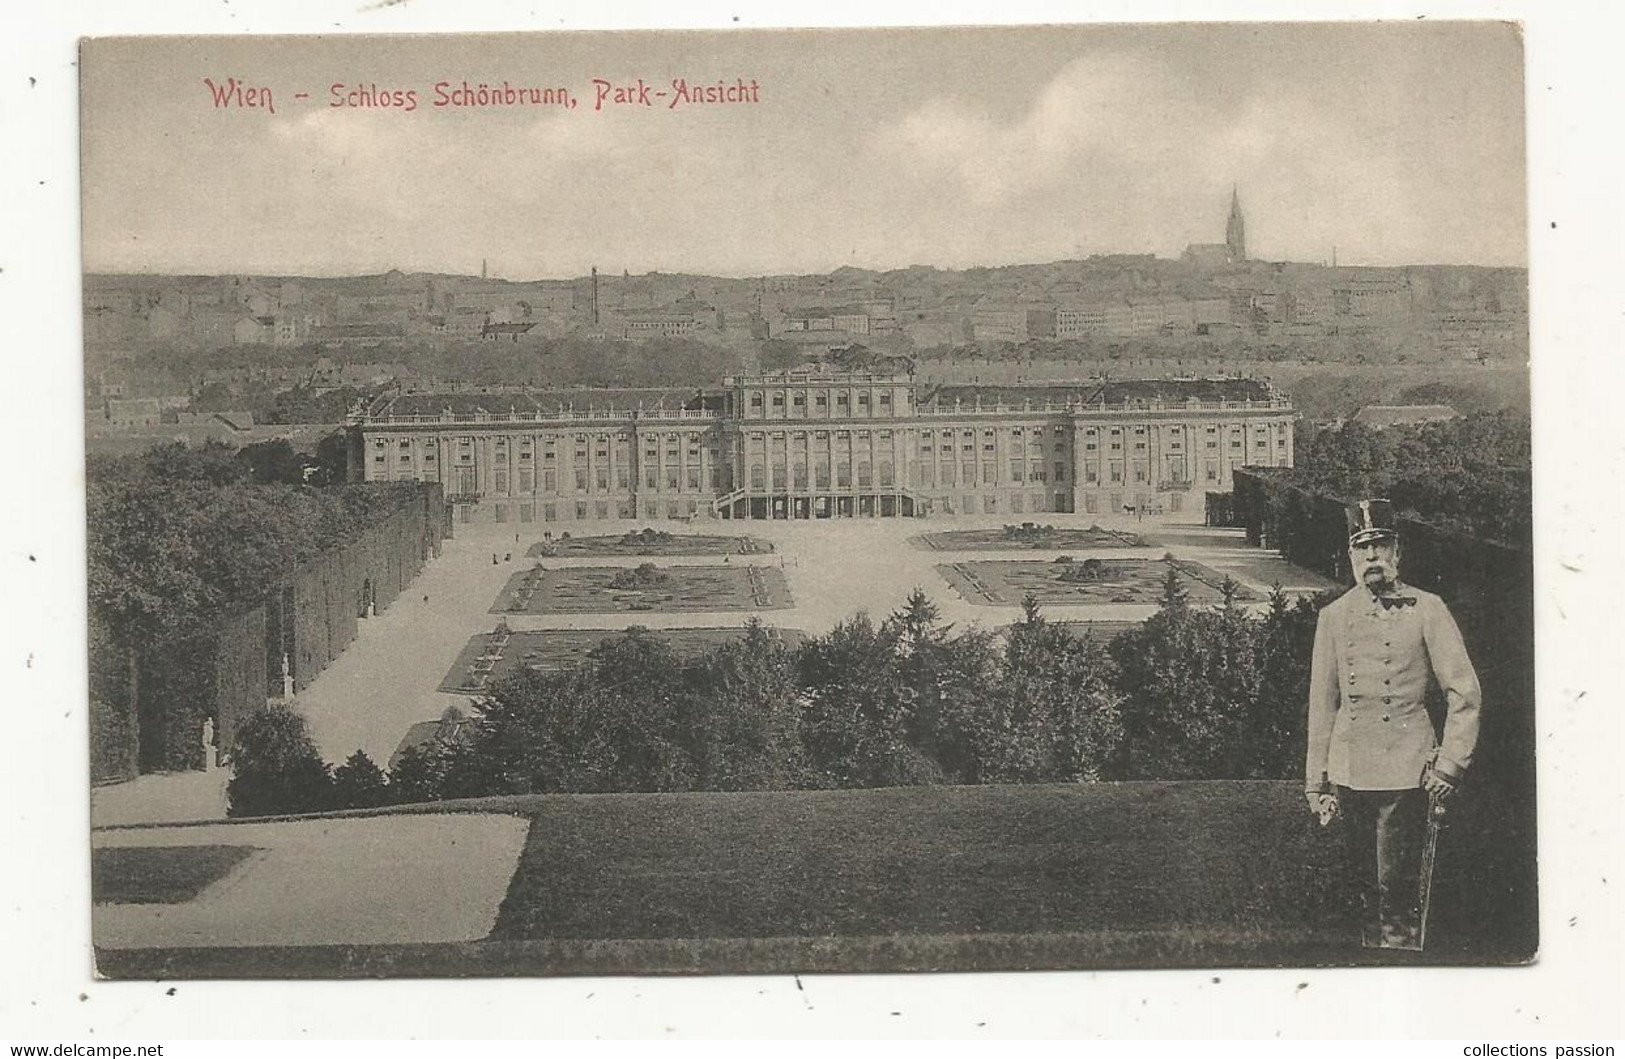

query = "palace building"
[353,355,1297,524]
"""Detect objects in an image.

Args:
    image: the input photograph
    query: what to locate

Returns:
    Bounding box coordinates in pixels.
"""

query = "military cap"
[1346,497,1399,547]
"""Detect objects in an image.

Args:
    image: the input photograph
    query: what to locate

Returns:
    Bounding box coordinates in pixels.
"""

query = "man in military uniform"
[1305,498,1482,950]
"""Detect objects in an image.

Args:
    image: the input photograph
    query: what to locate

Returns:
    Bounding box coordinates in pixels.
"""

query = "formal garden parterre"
[442,624,809,693]
[912,523,1149,552]
[492,562,794,614]
[938,556,1261,606]
[524,528,774,559]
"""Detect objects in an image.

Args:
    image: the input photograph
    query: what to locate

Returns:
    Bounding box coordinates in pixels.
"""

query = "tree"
[226,705,333,817]
[332,749,388,809]
[1158,564,1190,611]
[237,439,309,485]
[980,602,1123,782]
[311,430,352,486]
[679,620,807,790]
[462,630,696,794]
[795,613,927,788]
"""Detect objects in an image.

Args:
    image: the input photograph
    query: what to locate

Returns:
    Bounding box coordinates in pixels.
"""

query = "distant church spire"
[1226,186,1247,263]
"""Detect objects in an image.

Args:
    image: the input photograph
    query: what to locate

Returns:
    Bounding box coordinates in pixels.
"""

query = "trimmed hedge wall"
[90,482,446,782]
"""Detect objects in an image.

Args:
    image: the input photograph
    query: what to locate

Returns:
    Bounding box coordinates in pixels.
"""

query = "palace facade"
[353,366,1297,524]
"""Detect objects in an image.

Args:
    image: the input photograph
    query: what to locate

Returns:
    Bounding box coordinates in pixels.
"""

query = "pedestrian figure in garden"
[492,553,498,565]
[1305,498,1482,950]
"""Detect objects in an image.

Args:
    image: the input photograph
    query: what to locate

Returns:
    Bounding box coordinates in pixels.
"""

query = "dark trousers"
[1337,786,1427,949]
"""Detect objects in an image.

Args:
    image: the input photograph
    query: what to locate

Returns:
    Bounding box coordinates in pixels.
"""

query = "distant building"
[968,306,1029,341]
[1056,301,1133,338]
[1225,186,1247,263]
[778,306,872,337]
[1183,186,1248,270]
[105,398,162,427]
[621,309,700,340]
[1351,405,1460,430]
[311,322,407,349]
[233,315,276,345]
[356,363,1295,524]
[482,322,536,342]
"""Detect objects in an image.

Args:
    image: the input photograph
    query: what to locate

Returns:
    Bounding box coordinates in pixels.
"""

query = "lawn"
[441,625,810,692]
[491,564,794,614]
[912,525,1148,551]
[92,845,258,905]
[92,781,1533,976]
[488,783,1345,946]
[938,557,1261,606]
[526,530,773,558]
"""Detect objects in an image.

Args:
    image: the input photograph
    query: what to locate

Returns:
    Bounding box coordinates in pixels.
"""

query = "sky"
[80,22,1528,278]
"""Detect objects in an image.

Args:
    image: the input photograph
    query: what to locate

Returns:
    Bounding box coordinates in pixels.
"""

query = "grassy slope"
[96,781,1532,977]
[492,782,1348,944]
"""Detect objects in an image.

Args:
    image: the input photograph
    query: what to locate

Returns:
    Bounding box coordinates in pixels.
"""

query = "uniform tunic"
[1305,582,1482,793]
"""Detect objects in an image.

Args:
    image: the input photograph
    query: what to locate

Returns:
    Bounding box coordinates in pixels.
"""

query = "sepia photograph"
[73,20,1541,984]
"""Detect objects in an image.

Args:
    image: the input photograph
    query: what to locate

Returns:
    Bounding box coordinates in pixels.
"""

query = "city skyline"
[81,23,1527,279]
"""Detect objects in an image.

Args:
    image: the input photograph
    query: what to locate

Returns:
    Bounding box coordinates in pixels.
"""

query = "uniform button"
[1383,678,1391,685]
[1383,696,1392,704]
[1382,714,1391,722]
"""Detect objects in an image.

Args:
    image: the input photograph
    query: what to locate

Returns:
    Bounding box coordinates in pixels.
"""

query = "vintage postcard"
[80,22,1534,979]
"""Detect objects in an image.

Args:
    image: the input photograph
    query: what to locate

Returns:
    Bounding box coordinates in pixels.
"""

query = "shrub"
[226,705,333,817]
[610,562,669,589]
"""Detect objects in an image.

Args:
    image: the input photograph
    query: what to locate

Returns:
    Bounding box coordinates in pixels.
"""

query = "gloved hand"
[1422,767,1458,802]
[1305,791,1339,826]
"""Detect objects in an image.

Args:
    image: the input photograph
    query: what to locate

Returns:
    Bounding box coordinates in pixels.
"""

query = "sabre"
[1417,786,1448,951]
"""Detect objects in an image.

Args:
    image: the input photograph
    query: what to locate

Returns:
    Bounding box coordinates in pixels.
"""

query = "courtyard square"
[938,557,1262,607]
[492,563,794,615]
[441,624,810,692]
